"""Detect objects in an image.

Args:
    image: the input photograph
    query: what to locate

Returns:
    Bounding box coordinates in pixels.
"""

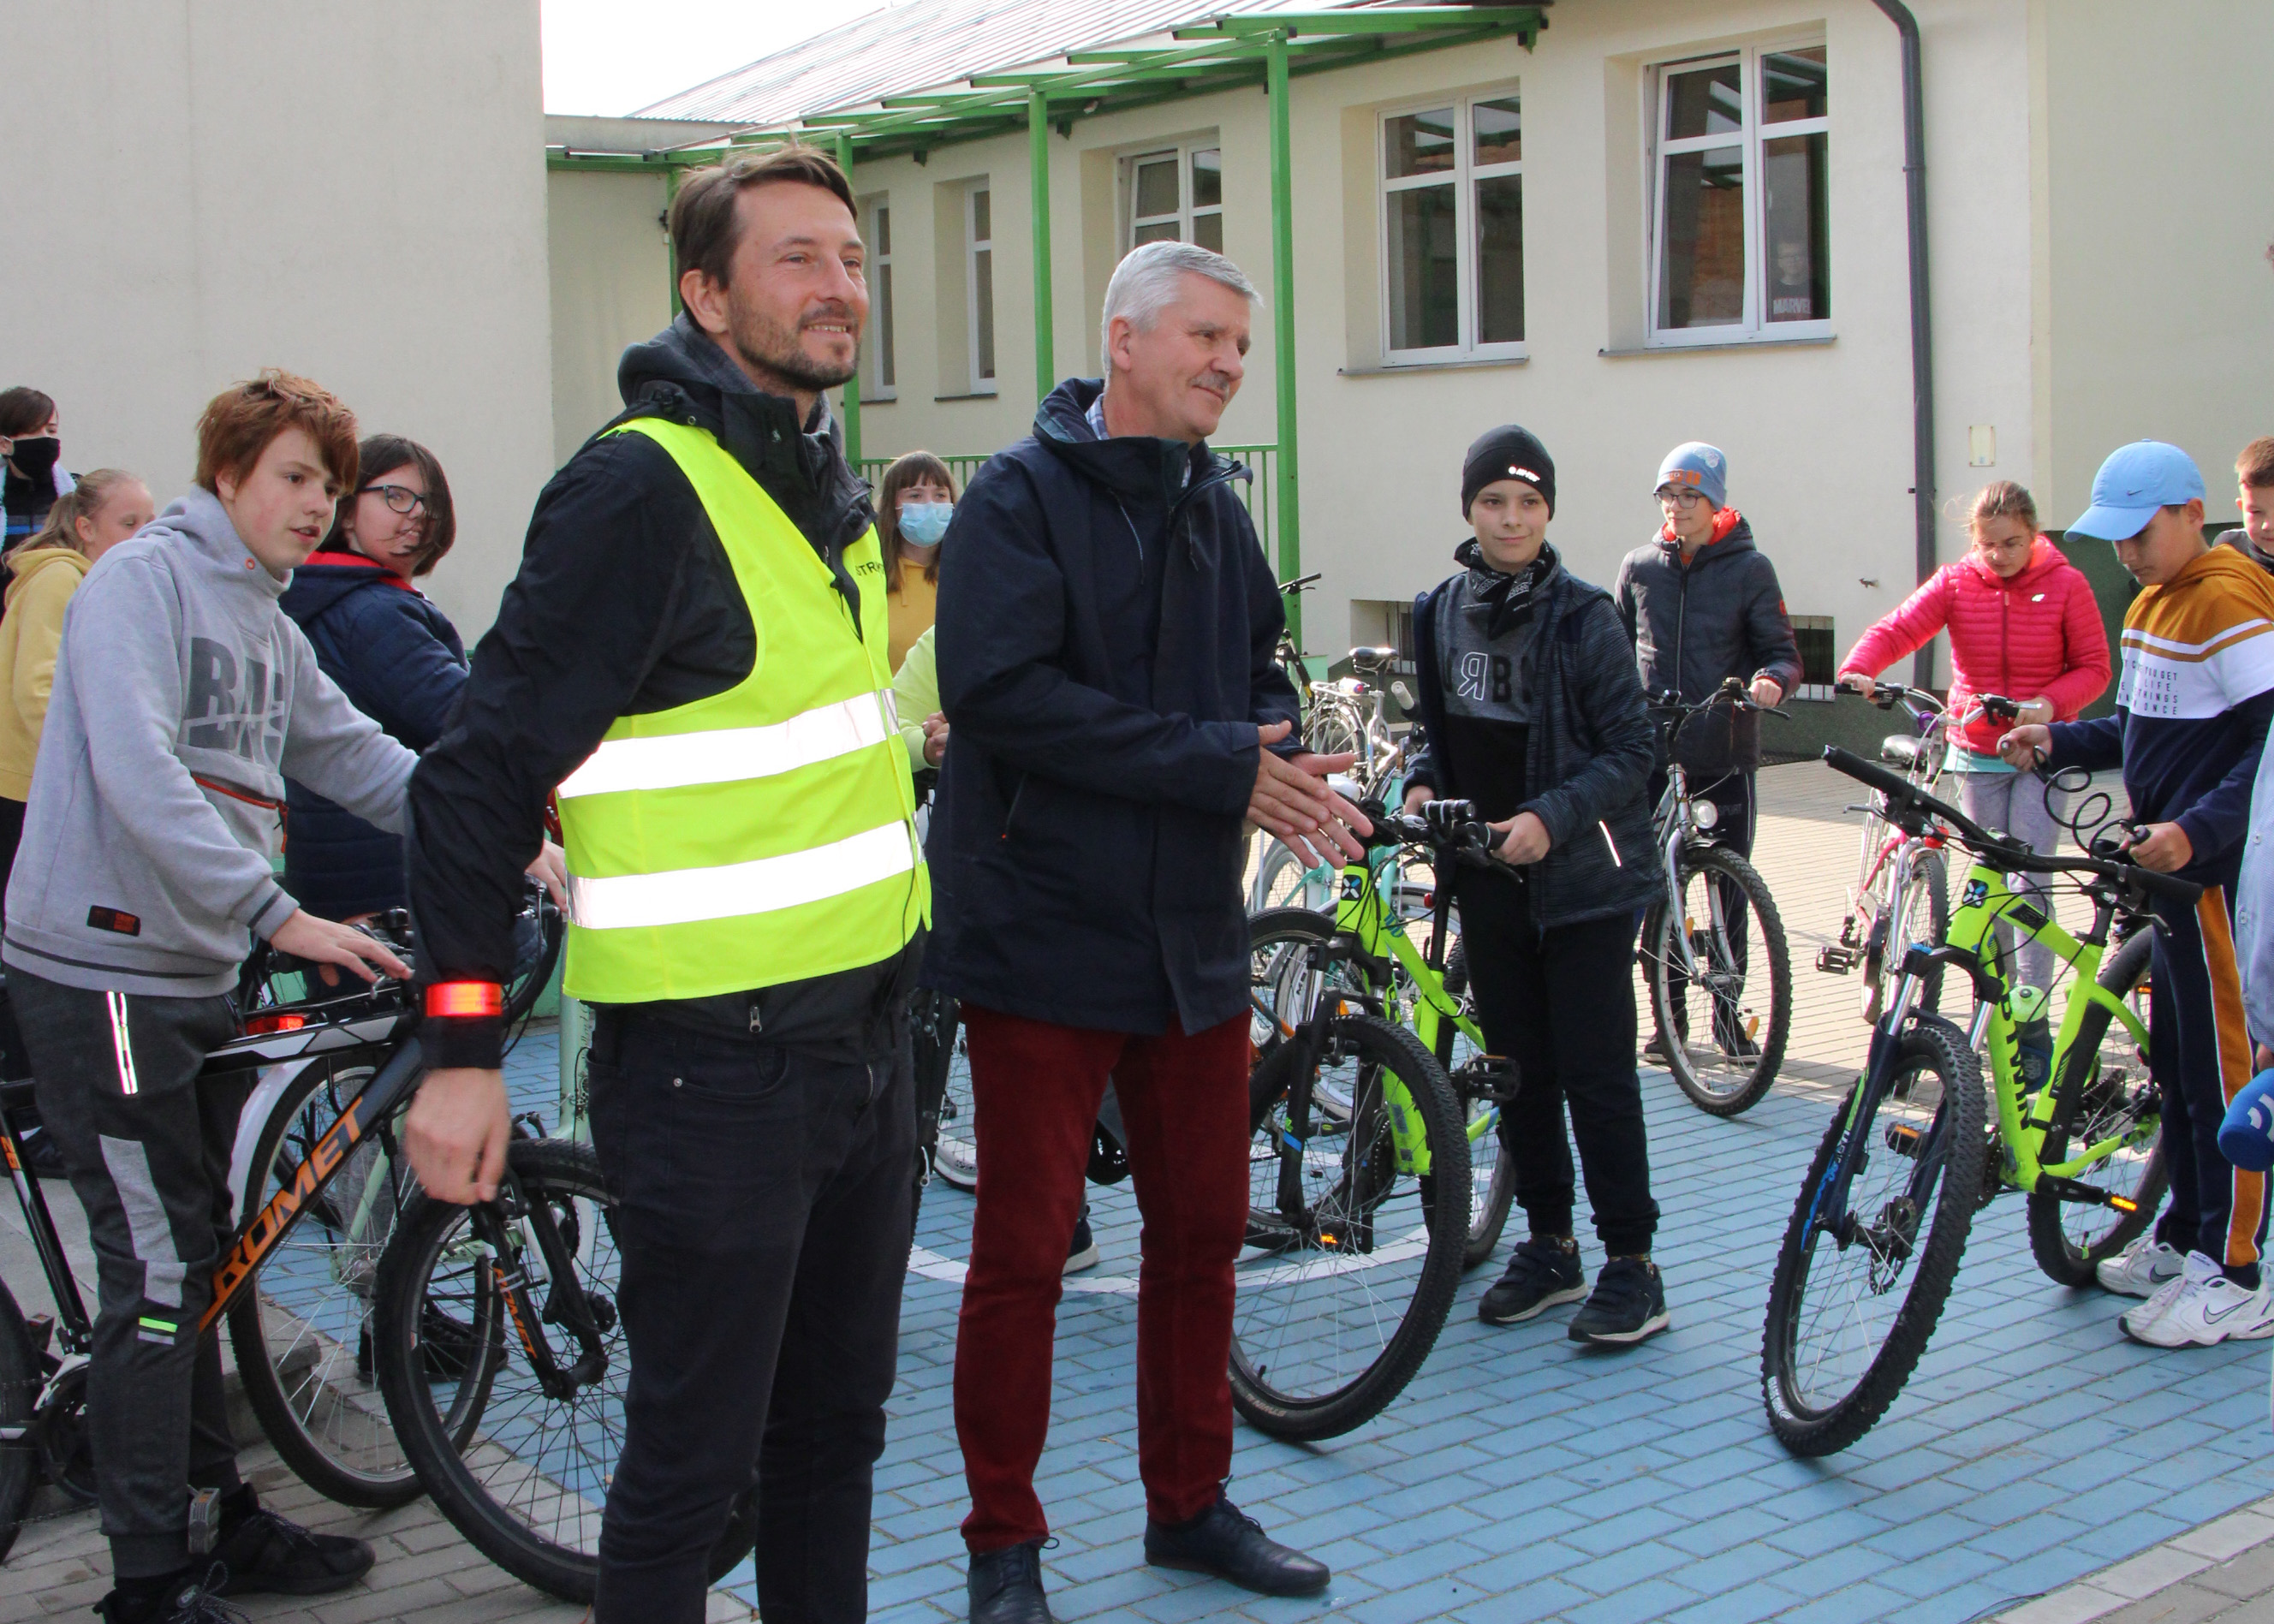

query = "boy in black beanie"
[1404,425,1672,1343]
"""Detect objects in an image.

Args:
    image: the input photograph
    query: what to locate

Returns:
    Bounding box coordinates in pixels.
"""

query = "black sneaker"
[210,1486,374,1597]
[1714,1015,1761,1060]
[1640,1031,1674,1065]
[1063,1205,1099,1276]
[98,1567,247,1624]
[1478,1236,1586,1325]
[1569,1256,1670,1347]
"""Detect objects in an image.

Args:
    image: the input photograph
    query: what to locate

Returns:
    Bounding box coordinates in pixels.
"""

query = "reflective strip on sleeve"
[557,693,897,800]
[567,820,915,931]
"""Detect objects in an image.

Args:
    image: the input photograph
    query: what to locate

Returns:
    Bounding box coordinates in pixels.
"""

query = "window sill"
[1598,334,1836,358]
[934,390,1000,402]
[1339,355,1529,377]
[860,390,898,405]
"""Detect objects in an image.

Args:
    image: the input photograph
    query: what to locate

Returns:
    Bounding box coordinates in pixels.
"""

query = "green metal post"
[835,134,863,468]
[1265,31,1303,650]
[1028,90,1056,402]
[665,164,684,318]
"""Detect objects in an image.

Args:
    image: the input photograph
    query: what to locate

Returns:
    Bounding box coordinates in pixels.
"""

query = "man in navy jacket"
[928,241,1360,1624]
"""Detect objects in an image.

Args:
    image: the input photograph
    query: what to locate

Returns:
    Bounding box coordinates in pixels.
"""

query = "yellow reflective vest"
[555,418,927,1002]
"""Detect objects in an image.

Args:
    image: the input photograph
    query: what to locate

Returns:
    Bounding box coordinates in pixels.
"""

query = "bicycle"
[0,886,562,1559]
[1248,646,1419,914]
[1761,746,2184,1455]
[1638,678,1794,1115]
[1236,804,1513,1440]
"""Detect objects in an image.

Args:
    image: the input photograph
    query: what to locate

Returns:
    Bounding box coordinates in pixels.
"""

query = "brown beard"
[727,294,858,394]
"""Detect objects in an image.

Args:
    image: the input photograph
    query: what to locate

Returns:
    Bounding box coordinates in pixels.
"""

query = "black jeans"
[586,1011,915,1624]
[1455,871,1660,1256]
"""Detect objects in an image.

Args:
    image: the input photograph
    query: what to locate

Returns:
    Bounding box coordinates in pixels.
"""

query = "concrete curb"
[1993,1497,2274,1623]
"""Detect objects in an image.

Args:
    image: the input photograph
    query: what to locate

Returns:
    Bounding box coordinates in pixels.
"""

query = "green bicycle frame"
[1942,854,2153,1191]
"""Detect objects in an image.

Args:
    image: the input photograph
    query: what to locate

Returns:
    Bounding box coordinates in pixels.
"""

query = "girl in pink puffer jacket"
[1836,481,2112,987]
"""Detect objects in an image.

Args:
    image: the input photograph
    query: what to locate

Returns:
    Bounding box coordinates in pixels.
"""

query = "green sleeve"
[893,625,940,769]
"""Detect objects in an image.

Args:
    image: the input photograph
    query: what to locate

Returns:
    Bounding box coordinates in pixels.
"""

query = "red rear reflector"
[246,1014,307,1034]
[426,982,504,1019]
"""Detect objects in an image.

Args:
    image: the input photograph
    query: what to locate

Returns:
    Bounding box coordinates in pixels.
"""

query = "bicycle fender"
[226,1059,324,1227]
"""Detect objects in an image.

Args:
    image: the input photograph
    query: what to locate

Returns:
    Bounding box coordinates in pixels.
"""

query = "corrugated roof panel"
[635,0,1352,126]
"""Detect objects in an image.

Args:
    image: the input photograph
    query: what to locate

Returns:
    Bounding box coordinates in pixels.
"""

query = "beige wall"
[547,169,673,466]
[0,2,552,639]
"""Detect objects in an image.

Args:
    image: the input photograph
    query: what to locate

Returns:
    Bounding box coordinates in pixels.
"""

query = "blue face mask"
[898,501,953,547]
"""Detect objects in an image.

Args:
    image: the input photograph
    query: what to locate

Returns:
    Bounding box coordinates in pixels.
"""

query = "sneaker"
[2117,1252,2204,1340]
[98,1567,247,1624]
[210,1486,374,1597]
[1569,1256,1670,1347]
[1478,1236,1586,1325]
[1064,1209,1100,1276]
[1641,1031,1674,1065]
[2123,1253,2274,1348]
[1714,1017,1761,1061]
[2097,1236,2187,1298]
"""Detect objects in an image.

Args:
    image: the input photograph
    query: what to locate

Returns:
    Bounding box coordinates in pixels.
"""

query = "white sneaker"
[2124,1253,2274,1347]
[2119,1249,2215,1340]
[2098,1236,2187,1297]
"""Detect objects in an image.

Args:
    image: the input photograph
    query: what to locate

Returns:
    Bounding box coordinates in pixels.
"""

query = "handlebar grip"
[2126,865,2206,906]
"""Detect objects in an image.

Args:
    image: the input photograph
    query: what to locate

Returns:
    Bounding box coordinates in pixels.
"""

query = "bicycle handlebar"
[1821,746,2202,905]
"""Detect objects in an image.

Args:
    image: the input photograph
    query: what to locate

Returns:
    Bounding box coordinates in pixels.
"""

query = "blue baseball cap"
[1656,443,1728,509]
[2069,440,2206,541]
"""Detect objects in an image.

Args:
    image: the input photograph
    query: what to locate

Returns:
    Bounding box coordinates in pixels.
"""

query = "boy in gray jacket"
[5,373,419,1624]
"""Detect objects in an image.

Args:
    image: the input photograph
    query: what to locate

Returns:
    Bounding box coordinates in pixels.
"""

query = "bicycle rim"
[1648,848,1790,1115]
[1251,837,1337,913]
[1764,1018,1983,1454]
[930,1011,979,1192]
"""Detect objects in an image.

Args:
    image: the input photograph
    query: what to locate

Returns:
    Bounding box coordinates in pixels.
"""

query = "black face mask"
[7,437,59,480]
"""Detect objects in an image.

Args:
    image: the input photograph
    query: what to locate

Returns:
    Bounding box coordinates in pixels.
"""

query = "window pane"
[1135,157,1178,220]
[974,248,994,380]
[875,204,890,257]
[876,263,895,388]
[1191,148,1222,209]
[1658,145,1745,329]
[1133,219,1180,246]
[1476,174,1524,344]
[1386,183,1458,349]
[1664,62,1741,140]
[1764,132,1831,321]
[1193,211,1223,253]
[1385,108,1456,179]
[972,187,991,243]
[1473,96,1521,166]
[1764,46,1828,122]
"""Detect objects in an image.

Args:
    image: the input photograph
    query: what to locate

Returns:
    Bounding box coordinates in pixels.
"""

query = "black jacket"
[281,551,467,919]
[1407,544,1662,930]
[407,315,910,1071]
[925,378,1300,1034]
[1612,515,1802,776]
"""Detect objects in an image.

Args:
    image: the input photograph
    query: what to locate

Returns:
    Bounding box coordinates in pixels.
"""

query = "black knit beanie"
[1461,425,1557,518]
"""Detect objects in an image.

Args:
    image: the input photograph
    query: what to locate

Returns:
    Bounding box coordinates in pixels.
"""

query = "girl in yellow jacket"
[0,468,152,904]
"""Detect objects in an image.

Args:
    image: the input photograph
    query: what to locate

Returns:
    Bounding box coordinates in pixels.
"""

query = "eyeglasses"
[1658,487,1710,508]
[361,484,429,517]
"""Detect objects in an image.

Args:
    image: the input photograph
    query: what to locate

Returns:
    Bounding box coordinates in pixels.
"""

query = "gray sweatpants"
[15,967,247,1579]
[1957,770,2068,991]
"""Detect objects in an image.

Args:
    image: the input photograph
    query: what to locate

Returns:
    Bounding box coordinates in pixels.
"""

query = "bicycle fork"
[472,1169,610,1400]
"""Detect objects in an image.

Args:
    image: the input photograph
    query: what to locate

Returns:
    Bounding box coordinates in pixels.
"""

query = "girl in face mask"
[0,387,74,549]
[876,449,959,675]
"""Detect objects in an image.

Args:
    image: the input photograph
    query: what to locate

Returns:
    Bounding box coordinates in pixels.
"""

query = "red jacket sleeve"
[1839,568,1951,681]
[2039,566,2113,720]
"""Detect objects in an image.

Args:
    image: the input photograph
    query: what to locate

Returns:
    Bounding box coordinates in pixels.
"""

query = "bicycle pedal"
[24,1312,54,1356]
[1816,945,1860,975]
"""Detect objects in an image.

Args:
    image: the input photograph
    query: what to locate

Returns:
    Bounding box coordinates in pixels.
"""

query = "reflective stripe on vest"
[557,692,900,800]
[566,818,914,931]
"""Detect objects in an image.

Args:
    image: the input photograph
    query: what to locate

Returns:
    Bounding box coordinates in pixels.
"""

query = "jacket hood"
[124,486,290,601]
[3,543,87,608]
[1656,509,1753,560]
[280,548,414,622]
[615,312,850,493]
[1033,377,1232,509]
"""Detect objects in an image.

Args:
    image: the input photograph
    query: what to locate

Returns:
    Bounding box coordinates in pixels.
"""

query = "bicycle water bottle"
[2219,1070,2274,1172]
[2010,985,2053,1094]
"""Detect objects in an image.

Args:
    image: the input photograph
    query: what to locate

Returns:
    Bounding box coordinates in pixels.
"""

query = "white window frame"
[1376,86,1527,366]
[863,195,896,400]
[1646,38,1831,348]
[1122,142,1223,253]
[966,183,997,396]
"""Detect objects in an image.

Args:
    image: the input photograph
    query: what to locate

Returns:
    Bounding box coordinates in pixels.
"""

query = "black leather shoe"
[1145,1494,1330,1597]
[968,1538,1055,1623]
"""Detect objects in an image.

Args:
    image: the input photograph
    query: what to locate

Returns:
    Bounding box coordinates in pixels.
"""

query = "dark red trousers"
[954,1003,1252,1553]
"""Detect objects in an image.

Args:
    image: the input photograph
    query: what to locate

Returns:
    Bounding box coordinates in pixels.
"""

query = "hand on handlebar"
[1403,784,1436,815]
[526,840,568,909]
[1996,722,2051,770]
[2124,821,2194,874]
[269,908,411,984]
[1749,675,1784,709]
[1489,811,1551,865]
[1836,671,1874,696]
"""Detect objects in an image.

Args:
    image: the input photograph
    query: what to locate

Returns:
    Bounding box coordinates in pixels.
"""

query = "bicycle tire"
[1763,1015,1983,1455]
[2027,930,2168,1286]
[1643,845,1792,1116]
[0,1277,36,1565]
[1439,943,1515,1268]
[1232,1012,1467,1441]
[375,1138,757,1602]
[228,1058,422,1508]
[1863,851,1948,1024]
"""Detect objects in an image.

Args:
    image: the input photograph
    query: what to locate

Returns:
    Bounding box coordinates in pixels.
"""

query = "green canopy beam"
[1264,28,1302,645]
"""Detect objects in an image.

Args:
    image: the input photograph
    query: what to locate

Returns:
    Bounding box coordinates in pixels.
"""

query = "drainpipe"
[1872,0,1937,688]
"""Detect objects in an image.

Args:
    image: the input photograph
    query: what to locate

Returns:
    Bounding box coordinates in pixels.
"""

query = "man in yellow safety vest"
[402,147,921,1624]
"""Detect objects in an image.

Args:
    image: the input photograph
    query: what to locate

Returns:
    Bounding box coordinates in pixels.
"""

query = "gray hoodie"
[3,488,419,997]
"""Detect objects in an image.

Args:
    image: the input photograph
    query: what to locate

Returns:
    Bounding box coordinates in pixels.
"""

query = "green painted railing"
[857,443,1280,563]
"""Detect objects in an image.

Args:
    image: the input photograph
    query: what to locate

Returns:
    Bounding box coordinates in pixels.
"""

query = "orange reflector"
[425,981,504,1019]
[2109,1195,2138,1213]
[246,1012,307,1034]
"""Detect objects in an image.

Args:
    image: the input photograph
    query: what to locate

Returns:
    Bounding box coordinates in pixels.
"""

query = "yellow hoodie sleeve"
[10,561,84,745]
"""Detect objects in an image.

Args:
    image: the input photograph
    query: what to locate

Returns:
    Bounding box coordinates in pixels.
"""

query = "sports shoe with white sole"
[2120,1249,2215,1341]
[2123,1253,2274,1347]
[2097,1235,2186,1298]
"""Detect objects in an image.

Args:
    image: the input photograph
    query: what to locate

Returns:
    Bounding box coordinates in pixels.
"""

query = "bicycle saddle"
[1348,645,1398,669]
[1878,735,1929,770]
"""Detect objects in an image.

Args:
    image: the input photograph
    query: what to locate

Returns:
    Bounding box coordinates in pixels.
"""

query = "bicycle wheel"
[1232,1012,1468,1441]
[0,1278,37,1565]
[923,997,978,1193]
[228,1058,422,1508]
[1438,943,1515,1269]
[1248,836,1336,913]
[1643,845,1792,1115]
[1763,1015,1984,1455]
[1863,850,1947,1024]
[375,1138,756,1602]
[2027,930,2168,1286]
